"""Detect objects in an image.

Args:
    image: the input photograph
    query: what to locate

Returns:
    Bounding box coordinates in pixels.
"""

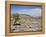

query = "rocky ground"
[11,14,42,32]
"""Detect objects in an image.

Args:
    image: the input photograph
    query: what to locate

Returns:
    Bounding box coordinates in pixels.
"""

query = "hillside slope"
[11,14,42,32]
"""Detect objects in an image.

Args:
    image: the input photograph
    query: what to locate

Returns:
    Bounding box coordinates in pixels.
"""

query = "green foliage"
[15,13,20,21]
[13,13,20,25]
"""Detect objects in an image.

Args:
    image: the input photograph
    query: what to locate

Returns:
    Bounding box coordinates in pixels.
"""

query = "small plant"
[13,13,20,25]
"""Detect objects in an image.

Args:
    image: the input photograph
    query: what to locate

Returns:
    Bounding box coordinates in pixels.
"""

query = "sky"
[11,5,42,17]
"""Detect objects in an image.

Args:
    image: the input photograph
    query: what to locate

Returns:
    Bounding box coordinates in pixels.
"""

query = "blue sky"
[11,5,42,17]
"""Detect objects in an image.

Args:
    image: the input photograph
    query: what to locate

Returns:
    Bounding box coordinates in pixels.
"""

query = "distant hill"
[11,13,41,19]
[11,13,41,24]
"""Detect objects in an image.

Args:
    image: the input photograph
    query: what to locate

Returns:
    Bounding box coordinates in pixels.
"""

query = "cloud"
[11,8,41,17]
[14,8,41,17]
